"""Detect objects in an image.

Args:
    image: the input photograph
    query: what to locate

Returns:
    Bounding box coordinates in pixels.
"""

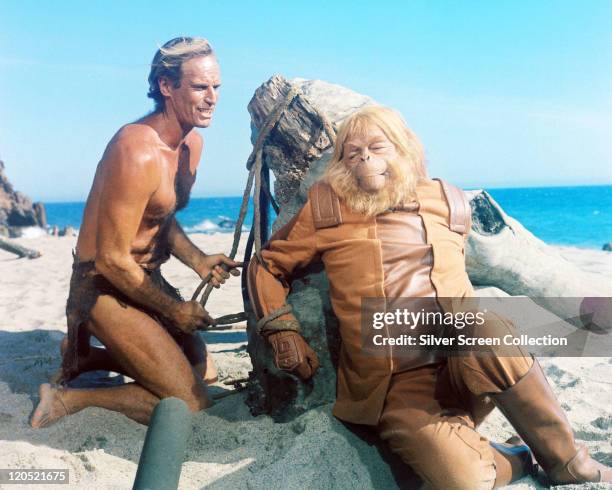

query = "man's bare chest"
[146,145,197,221]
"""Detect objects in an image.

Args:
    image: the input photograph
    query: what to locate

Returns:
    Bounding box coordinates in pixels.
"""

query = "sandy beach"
[0,233,610,489]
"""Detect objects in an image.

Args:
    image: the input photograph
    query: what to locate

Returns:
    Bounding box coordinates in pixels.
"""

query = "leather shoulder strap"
[309,182,343,229]
[434,178,471,234]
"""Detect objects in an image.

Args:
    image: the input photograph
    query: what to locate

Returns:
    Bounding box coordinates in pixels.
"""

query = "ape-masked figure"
[247,106,611,488]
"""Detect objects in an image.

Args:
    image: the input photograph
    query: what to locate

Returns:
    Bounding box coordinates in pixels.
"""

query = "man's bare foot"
[203,351,218,385]
[30,384,69,429]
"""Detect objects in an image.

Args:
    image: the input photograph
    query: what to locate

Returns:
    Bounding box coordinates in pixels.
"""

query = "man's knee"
[177,385,212,412]
[154,363,212,412]
[184,394,212,412]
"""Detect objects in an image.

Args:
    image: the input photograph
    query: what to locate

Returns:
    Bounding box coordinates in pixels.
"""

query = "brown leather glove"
[267,330,320,380]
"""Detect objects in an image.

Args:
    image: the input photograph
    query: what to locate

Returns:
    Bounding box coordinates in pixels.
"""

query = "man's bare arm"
[94,130,211,330]
[167,217,207,271]
[167,217,242,287]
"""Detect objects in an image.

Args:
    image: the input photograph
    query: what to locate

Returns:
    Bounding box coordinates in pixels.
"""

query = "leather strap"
[435,178,471,234]
[310,182,343,229]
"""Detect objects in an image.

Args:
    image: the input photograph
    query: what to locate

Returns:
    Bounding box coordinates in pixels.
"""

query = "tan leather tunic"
[248,178,474,425]
[376,206,441,372]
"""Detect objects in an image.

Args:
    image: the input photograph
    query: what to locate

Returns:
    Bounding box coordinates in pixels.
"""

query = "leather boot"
[491,360,612,484]
[490,437,537,487]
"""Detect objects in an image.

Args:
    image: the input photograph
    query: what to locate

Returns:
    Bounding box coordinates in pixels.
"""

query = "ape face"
[326,115,422,216]
[342,124,398,193]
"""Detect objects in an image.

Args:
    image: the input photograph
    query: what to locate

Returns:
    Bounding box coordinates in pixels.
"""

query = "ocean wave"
[185,218,250,234]
[20,226,48,238]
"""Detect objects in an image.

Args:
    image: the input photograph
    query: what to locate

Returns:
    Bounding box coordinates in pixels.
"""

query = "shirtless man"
[31,37,241,428]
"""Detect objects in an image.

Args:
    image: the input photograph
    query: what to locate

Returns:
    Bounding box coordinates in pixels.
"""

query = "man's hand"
[267,331,320,380]
[168,301,215,333]
[196,254,242,288]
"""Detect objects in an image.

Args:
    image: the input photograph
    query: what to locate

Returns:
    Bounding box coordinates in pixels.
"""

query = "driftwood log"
[244,75,611,419]
[0,237,41,259]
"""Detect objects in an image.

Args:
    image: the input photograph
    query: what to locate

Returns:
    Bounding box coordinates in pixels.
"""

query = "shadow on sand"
[0,328,425,489]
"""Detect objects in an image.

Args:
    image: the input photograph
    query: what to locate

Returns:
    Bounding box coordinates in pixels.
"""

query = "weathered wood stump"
[245,75,371,419]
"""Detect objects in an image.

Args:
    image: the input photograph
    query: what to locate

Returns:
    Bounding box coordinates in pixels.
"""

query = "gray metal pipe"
[133,397,192,490]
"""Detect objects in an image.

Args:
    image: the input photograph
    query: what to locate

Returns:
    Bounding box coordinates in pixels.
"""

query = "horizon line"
[38,182,612,204]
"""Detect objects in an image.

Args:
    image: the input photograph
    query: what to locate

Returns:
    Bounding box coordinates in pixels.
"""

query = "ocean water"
[45,197,256,235]
[484,185,611,249]
[44,185,612,249]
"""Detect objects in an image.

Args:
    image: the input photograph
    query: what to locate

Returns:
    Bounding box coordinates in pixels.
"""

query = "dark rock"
[603,243,612,252]
[0,158,46,229]
[469,191,506,235]
[33,202,47,228]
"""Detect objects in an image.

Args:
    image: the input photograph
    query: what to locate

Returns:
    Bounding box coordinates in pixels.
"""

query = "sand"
[0,234,610,489]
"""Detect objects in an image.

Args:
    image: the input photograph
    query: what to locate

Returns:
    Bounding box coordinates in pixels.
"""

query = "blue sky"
[1,0,611,202]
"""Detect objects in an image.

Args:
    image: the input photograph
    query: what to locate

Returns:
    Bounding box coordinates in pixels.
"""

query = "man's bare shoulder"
[101,124,159,167]
[98,125,162,188]
[185,130,204,153]
[106,124,162,159]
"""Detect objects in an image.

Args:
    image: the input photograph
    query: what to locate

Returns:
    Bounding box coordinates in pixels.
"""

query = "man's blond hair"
[324,106,427,216]
[147,37,214,112]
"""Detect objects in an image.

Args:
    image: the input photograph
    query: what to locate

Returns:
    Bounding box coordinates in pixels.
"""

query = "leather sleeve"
[247,200,318,331]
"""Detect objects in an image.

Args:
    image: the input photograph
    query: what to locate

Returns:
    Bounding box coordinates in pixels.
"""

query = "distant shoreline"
[38,183,612,205]
[39,185,612,250]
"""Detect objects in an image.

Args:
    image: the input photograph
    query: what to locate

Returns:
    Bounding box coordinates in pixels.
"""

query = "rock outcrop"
[0,159,46,237]
[244,75,611,420]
